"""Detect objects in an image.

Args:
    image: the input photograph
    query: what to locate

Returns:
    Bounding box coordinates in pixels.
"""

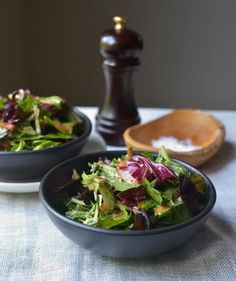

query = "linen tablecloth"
[0,107,236,281]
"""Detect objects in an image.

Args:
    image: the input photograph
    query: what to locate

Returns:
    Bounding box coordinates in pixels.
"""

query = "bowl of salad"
[39,148,216,258]
[0,89,91,182]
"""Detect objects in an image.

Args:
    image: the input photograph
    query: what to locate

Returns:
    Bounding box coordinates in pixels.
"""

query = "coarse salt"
[151,136,200,152]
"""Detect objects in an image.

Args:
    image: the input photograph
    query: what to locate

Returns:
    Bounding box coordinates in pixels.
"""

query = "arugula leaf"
[18,94,37,112]
[161,186,183,207]
[32,140,61,150]
[35,95,63,109]
[156,146,170,163]
[143,179,162,205]
[138,198,157,212]
[98,208,131,229]
[11,140,26,151]
[159,203,191,224]
[156,147,188,176]
[142,151,154,161]
[100,163,140,191]
[113,180,140,192]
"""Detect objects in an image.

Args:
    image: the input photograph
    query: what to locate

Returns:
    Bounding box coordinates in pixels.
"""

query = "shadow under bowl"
[39,150,216,258]
[0,108,92,182]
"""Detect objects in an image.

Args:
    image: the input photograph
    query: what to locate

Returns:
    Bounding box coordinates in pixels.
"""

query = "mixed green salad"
[0,89,81,151]
[62,148,207,230]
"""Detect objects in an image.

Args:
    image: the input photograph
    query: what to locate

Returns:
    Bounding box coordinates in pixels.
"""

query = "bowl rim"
[39,150,216,237]
[0,107,92,155]
[123,108,225,156]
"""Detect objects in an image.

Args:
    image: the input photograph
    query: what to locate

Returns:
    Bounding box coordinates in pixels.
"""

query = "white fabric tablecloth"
[0,107,236,281]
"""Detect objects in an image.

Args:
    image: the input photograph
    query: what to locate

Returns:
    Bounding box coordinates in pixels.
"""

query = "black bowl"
[0,108,92,182]
[39,150,216,258]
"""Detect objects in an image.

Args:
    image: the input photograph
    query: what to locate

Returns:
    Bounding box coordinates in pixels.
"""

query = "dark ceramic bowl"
[0,108,91,182]
[39,150,216,258]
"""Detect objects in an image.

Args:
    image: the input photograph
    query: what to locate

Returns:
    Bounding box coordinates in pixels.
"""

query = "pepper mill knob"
[113,16,127,32]
[96,16,143,146]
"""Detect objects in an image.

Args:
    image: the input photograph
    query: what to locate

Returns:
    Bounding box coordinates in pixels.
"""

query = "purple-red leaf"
[179,174,206,216]
[39,103,55,110]
[0,94,19,124]
[117,187,147,207]
[118,155,176,184]
[132,208,150,230]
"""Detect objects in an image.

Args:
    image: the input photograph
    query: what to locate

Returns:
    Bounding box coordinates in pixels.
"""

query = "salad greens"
[0,89,82,151]
[64,148,207,230]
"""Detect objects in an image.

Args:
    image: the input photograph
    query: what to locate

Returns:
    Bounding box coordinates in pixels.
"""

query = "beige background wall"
[0,0,236,109]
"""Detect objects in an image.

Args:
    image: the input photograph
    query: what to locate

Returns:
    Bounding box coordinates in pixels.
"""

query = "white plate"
[0,181,40,193]
[0,132,107,193]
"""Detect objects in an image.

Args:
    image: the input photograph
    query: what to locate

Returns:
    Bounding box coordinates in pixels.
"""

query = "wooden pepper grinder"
[96,16,143,146]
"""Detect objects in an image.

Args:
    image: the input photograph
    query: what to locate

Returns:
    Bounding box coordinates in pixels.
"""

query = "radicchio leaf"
[117,187,147,207]
[0,93,19,124]
[78,186,95,205]
[40,103,55,110]
[117,155,176,184]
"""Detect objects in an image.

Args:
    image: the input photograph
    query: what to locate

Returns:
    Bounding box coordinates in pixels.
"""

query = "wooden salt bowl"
[123,109,225,166]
